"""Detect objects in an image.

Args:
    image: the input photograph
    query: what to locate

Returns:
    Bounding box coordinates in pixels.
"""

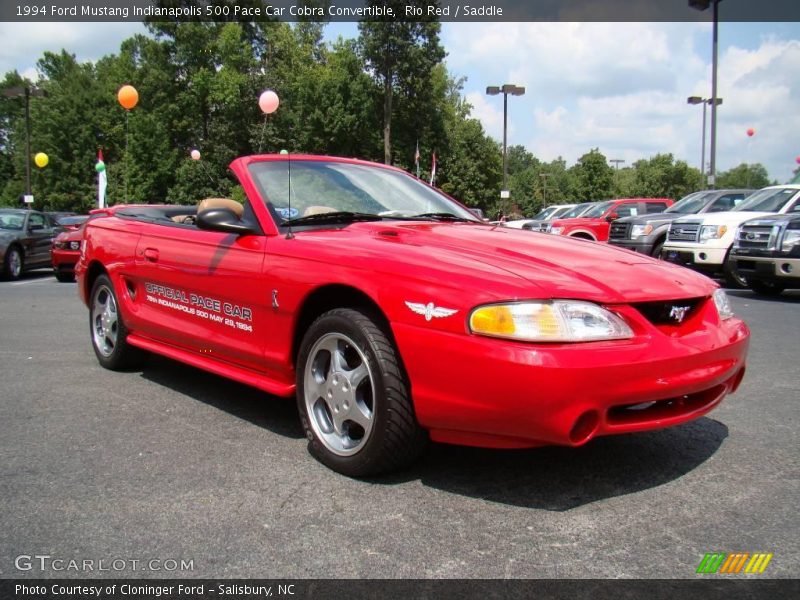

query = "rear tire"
[651,239,665,259]
[749,280,785,297]
[296,307,427,477]
[89,274,146,370]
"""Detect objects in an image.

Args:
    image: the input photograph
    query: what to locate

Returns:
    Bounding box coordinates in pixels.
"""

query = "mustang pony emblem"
[669,305,691,323]
[405,301,458,321]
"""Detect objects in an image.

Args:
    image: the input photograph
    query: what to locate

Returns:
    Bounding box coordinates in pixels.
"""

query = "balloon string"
[258,114,268,154]
[198,160,217,187]
[124,110,129,204]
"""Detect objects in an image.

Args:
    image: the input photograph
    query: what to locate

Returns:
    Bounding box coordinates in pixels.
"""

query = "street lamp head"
[502,84,526,96]
[688,0,712,11]
[687,96,704,105]
[486,86,500,95]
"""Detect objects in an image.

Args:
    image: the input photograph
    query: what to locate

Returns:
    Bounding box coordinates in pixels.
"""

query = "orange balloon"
[117,85,139,110]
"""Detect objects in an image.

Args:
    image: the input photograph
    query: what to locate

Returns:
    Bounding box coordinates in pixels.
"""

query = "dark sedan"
[0,209,60,280]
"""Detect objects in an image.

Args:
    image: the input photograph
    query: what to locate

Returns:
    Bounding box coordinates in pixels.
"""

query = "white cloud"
[444,22,800,183]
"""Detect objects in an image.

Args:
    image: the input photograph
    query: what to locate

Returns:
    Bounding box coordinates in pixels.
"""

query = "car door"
[23,212,55,268]
[132,216,269,374]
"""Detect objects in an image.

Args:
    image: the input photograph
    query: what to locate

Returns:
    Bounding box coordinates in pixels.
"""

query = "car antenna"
[285,150,294,239]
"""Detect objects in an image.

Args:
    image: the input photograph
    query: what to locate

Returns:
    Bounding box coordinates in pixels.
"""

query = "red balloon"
[746,128,755,137]
[796,156,800,165]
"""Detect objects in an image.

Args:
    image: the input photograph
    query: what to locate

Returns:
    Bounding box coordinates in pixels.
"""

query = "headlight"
[469,300,634,342]
[713,289,734,320]
[630,224,653,239]
[699,225,728,241]
[550,226,564,235]
[781,229,800,252]
[69,241,80,250]
[54,241,67,249]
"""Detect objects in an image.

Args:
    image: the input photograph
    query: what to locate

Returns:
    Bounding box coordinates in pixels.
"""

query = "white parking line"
[10,277,54,286]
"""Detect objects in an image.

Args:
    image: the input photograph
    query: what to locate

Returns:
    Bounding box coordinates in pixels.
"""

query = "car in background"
[52,220,89,282]
[501,204,577,229]
[727,212,800,296]
[523,202,594,233]
[0,208,59,280]
[608,189,752,257]
[547,198,674,242]
[662,185,800,287]
[53,214,88,231]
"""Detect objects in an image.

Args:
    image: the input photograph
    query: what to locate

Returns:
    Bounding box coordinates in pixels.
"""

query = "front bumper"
[609,239,654,254]
[730,253,800,286]
[661,244,729,274]
[52,249,80,273]
[392,301,749,449]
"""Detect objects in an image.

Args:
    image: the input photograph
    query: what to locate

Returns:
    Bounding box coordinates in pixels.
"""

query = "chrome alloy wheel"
[304,332,376,456]
[8,249,22,278]
[91,283,119,358]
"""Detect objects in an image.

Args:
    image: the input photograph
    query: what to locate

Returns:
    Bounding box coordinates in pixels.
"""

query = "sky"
[1,20,799,183]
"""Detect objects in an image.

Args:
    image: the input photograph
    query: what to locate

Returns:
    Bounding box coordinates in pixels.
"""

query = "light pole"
[540,173,550,207]
[610,159,625,170]
[2,85,46,200]
[687,96,723,186]
[690,0,721,187]
[486,84,526,209]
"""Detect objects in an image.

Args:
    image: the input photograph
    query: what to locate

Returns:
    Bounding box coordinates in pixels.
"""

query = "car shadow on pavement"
[382,418,729,511]
[139,355,305,440]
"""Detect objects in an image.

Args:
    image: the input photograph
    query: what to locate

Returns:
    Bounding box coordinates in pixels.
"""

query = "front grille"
[609,222,630,240]
[632,298,703,326]
[668,222,701,242]
[735,225,775,251]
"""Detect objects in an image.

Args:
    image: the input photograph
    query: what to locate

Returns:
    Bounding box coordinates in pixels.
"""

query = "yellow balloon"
[34,152,49,168]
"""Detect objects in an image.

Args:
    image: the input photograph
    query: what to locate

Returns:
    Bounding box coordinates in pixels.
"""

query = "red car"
[548,198,674,241]
[75,156,748,477]
[52,217,88,282]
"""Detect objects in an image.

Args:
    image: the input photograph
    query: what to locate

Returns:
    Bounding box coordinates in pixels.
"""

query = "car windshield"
[735,187,798,212]
[580,201,612,218]
[549,205,574,219]
[0,212,25,230]
[664,192,712,214]
[560,202,593,218]
[248,160,479,225]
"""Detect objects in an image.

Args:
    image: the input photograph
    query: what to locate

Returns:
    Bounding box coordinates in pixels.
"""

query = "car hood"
[673,211,777,226]
[615,213,683,226]
[293,222,716,304]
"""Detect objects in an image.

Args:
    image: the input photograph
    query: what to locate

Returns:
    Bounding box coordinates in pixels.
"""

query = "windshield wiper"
[409,212,475,222]
[282,211,385,226]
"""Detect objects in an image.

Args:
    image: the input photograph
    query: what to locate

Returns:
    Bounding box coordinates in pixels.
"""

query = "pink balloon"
[190,149,201,161]
[746,128,755,137]
[259,90,279,114]
[796,156,800,165]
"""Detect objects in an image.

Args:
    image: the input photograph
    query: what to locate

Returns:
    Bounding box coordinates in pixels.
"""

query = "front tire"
[55,270,75,283]
[296,308,427,477]
[89,274,146,370]
[723,250,748,289]
[3,247,23,281]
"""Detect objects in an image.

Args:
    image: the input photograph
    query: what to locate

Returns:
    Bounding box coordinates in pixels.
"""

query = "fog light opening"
[699,252,707,261]
[569,410,600,445]
[781,263,792,274]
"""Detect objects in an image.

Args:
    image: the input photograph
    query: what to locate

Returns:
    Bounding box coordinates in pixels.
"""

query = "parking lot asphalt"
[1,271,798,579]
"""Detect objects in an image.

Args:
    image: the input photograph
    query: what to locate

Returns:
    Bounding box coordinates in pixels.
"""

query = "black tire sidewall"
[296,308,407,477]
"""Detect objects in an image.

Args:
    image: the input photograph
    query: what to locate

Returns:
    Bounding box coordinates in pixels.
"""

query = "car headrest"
[303,205,337,216]
[197,198,243,218]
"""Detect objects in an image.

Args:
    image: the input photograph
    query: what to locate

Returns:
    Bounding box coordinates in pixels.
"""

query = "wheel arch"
[84,260,109,302]
[291,284,393,368]
[568,230,596,240]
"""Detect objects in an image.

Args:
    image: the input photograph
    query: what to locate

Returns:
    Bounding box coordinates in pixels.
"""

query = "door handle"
[143,248,159,262]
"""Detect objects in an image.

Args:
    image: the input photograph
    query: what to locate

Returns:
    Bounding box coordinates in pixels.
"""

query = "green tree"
[571,148,614,201]
[715,163,770,189]
[358,1,446,164]
[629,153,701,199]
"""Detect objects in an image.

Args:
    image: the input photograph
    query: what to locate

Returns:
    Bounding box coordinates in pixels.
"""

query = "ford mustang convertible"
[76,155,749,476]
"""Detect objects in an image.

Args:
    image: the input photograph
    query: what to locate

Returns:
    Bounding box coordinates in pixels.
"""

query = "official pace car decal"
[144,282,254,333]
[404,301,458,322]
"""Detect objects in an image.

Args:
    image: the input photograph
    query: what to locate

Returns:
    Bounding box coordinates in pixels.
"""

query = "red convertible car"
[76,155,749,476]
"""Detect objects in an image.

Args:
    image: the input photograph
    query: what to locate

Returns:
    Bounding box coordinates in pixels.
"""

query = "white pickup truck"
[661,184,800,287]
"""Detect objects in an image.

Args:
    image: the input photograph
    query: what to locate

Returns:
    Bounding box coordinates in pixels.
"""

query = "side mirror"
[606,213,619,222]
[196,208,257,235]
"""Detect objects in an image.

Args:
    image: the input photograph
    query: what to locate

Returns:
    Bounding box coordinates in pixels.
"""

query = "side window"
[790,199,800,213]
[28,213,46,229]
[615,204,637,218]
[708,194,741,212]
[645,202,668,214]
